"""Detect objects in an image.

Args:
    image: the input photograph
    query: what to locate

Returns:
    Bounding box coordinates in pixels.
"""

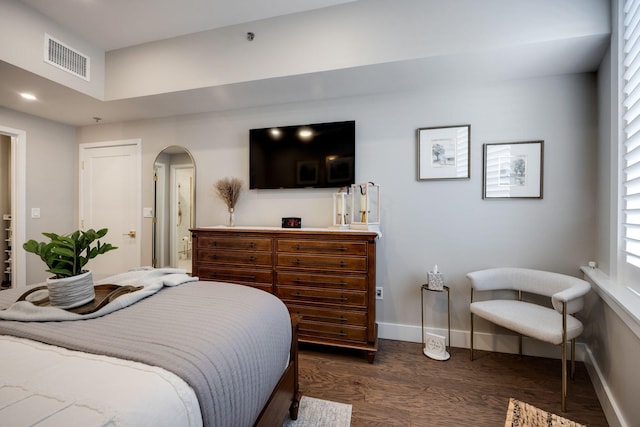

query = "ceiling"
[1,0,610,127]
[20,0,357,51]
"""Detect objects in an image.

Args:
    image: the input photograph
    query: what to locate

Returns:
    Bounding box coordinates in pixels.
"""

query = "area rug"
[282,396,352,427]
[505,398,586,427]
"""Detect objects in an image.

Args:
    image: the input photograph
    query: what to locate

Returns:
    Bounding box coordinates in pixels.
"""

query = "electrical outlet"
[375,287,383,300]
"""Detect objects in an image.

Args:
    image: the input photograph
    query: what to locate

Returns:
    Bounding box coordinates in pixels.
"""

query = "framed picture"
[417,125,470,180]
[483,141,544,199]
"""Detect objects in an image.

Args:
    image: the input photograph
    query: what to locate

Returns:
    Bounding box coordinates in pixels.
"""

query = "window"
[622,0,640,292]
[586,0,640,333]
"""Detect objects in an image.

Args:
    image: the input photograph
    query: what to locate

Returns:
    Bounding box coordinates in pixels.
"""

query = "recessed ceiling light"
[20,93,37,101]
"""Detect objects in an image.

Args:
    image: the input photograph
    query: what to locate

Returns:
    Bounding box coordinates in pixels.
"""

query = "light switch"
[143,207,153,218]
[31,208,40,219]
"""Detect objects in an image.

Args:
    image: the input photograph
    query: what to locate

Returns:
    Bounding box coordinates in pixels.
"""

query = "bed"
[0,269,300,427]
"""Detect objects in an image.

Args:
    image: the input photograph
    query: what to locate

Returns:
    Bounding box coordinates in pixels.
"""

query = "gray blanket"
[0,281,292,427]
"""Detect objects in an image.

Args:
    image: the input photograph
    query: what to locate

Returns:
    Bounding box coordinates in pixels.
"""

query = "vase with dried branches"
[215,177,243,226]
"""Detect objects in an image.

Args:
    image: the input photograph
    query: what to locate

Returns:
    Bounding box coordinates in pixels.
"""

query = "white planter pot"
[46,270,95,308]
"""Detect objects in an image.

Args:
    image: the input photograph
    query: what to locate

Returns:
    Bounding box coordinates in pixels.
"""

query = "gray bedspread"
[0,281,292,427]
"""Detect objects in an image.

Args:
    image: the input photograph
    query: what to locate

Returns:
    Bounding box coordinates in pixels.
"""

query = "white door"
[79,140,141,277]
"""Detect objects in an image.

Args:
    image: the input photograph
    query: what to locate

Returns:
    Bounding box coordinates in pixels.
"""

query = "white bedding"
[0,335,203,427]
[0,276,293,426]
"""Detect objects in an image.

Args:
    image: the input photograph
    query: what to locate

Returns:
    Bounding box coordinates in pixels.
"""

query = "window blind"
[623,0,640,272]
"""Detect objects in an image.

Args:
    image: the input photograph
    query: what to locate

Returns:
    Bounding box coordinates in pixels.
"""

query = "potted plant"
[23,228,118,308]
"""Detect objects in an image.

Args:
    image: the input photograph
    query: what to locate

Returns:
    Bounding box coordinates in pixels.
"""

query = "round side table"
[420,284,451,360]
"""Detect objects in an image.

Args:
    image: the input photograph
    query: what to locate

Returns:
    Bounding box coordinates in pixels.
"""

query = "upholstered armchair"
[467,267,591,412]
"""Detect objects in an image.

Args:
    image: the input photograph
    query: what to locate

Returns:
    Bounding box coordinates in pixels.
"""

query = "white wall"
[78,72,598,340]
[0,107,77,285]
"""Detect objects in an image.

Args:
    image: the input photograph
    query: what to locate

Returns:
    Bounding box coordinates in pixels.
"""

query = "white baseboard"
[377,321,625,426]
[377,321,585,360]
[582,345,629,427]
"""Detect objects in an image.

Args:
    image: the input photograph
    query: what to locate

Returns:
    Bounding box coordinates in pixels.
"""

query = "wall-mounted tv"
[249,120,355,189]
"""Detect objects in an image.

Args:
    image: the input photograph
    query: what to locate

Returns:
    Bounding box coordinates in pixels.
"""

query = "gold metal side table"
[421,284,451,360]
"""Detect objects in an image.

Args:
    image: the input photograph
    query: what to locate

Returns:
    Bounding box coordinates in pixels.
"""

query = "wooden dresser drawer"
[197,236,272,251]
[277,239,366,256]
[277,254,366,272]
[278,286,366,308]
[197,266,273,286]
[288,304,366,327]
[196,249,272,267]
[277,271,367,291]
[298,321,367,343]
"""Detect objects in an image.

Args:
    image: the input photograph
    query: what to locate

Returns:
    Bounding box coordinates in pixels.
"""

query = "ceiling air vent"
[44,34,90,81]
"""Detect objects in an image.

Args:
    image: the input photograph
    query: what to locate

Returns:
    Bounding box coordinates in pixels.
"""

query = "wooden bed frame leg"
[290,391,302,420]
[290,314,301,420]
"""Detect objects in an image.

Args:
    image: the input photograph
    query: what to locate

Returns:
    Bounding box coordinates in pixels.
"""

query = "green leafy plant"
[23,228,118,278]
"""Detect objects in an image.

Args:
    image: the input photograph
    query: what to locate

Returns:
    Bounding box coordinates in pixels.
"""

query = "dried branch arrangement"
[215,177,243,210]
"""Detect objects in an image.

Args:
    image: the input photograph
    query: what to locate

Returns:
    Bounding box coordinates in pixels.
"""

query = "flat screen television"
[249,120,355,189]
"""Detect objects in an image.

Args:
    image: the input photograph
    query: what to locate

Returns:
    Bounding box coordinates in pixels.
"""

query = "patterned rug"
[505,398,586,427]
[282,396,352,427]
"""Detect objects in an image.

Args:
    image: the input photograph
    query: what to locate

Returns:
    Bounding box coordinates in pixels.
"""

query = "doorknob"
[123,230,136,238]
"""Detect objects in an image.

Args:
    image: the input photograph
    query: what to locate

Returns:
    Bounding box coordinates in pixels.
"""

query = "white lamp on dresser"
[349,182,380,232]
[330,188,350,230]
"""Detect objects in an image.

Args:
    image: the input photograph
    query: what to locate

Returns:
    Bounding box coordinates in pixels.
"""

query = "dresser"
[191,227,379,362]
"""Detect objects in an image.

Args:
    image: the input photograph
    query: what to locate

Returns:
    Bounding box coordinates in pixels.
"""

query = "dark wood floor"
[297,339,608,426]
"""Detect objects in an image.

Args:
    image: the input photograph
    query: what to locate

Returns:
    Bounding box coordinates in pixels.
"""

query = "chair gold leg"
[571,339,576,380]
[470,288,474,362]
[519,334,522,357]
[562,341,567,411]
[518,290,523,357]
[561,302,567,412]
[470,312,474,361]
